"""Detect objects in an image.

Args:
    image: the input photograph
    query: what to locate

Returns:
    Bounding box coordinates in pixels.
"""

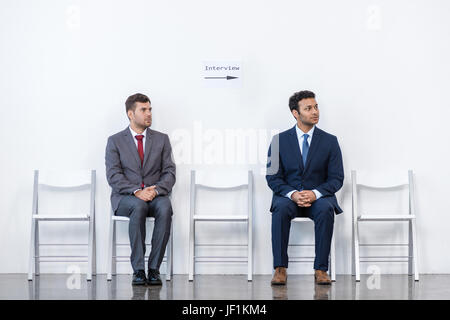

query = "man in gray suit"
[105,93,176,286]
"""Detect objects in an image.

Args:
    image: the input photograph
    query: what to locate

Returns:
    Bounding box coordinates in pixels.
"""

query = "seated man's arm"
[315,136,344,197]
[265,136,296,196]
[312,189,323,200]
[290,190,322,200]
[105,137,141,195]
[154,134,176,196]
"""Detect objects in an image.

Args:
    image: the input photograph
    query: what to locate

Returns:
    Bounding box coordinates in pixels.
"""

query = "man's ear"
[127,110,133,120]
[292,109,299,120]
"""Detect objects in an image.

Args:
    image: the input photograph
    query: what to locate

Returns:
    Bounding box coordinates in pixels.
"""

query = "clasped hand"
[291,190,316,207]
[135,185,158,202]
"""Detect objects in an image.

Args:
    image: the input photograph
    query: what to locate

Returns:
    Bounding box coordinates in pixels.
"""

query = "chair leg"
[331,231,336,282]
[35,220,40,276]
[107,219,114,281]
[351,219,355,277]
[171,227,174,279]
[87,217,94,281]
[411,218,419,281]
[247,219,253,282]
[28,218,36,281]
[188,220,194,281]
[92,217,97,276]
[166,222,173,281]
[354,221,361,282]
[408,220,413,277]
[112,219,117,277]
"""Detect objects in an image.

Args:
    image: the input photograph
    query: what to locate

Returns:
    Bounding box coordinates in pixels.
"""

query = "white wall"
[1,0,450,275]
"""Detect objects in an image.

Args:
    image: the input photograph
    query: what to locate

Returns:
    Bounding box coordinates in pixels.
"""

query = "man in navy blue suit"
[266,90,344,285]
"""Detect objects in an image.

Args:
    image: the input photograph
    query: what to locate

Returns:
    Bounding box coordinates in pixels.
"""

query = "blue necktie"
[302,133,309,166]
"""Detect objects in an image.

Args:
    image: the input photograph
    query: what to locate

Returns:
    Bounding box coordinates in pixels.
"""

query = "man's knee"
[153,197,173,220]
[272,197,297,220]
[129,199,149,220]
[312,198,335,222]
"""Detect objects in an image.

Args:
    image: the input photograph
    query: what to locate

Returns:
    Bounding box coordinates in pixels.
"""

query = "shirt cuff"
[133,189,141,195]
[312,189,322,200]
[285,190,298,200]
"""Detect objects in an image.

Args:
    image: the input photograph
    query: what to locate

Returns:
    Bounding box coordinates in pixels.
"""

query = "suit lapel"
[304,127,322,172]
[142,128,153,170]
[122,127,142,168]
[288,125,303,171]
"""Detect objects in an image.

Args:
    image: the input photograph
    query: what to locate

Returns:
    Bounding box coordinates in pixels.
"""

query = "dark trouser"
[116,195,172,273]
[271,195,334,271]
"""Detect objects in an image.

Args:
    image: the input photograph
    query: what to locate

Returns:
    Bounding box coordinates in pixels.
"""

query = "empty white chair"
[188,170,254,281]
[28,170,96,281]
[289,217,336,281]
[107,206,174,281]
[352,170,419,281]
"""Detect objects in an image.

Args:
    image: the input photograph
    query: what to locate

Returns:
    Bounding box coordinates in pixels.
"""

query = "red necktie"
[135,135,145,188]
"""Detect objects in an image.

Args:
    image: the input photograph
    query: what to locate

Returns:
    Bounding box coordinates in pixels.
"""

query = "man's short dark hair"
[125,93,151,116]
[289,90,315,112]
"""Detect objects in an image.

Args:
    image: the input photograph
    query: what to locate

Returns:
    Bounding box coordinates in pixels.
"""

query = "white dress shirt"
[129,126,158,195]
[285,125,322,201]
[129,126,146,151]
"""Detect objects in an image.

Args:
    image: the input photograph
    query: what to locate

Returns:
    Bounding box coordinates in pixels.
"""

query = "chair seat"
[292,217,312,222]
[112,215,129,221]
[32,214,89,221]
[358,214,416,221]
[193,215,248,221]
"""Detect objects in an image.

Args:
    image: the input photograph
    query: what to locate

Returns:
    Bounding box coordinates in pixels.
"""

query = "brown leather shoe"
[271,267,287,285]
[314,270,332,285]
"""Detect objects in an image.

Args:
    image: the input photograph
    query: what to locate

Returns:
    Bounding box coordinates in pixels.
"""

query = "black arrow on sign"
[204,76,238,80]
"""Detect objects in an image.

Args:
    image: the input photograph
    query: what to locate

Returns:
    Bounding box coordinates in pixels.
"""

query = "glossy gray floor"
[1,274,449,300]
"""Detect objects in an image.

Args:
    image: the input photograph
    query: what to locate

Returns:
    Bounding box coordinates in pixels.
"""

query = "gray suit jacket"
[105,127,176,212]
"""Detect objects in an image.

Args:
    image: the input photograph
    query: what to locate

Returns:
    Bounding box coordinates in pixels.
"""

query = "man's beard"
[141,120,151,128]
[300,118,317,126]
[135,121,151,130]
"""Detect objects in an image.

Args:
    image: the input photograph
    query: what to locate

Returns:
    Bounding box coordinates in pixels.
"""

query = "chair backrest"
[190,169,253,218]
[33,169,96,217]
[351,169,415,221]
[193,169,250,189]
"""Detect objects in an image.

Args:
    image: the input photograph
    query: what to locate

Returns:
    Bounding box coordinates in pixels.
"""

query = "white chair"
[107,202,174,281]
[351,170,419,282]
[28,170,96,281]
[289,217,336,281]
[188,170,254,281]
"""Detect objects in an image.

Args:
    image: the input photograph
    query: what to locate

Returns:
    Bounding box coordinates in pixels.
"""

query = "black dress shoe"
[132,270,147,286]
[147,268,162,286]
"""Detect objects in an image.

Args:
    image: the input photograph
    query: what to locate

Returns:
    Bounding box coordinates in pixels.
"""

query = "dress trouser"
[271,195,334,271]
[116,195,172,272]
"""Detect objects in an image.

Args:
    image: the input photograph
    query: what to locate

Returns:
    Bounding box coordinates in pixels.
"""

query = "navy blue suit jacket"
[266,125,344,214]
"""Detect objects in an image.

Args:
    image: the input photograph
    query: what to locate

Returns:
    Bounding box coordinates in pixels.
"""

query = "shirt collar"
[129,126,146,138]
[295,124,315,139]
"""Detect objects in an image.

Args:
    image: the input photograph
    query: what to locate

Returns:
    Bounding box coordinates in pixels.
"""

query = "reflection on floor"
[1,274,449,300]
